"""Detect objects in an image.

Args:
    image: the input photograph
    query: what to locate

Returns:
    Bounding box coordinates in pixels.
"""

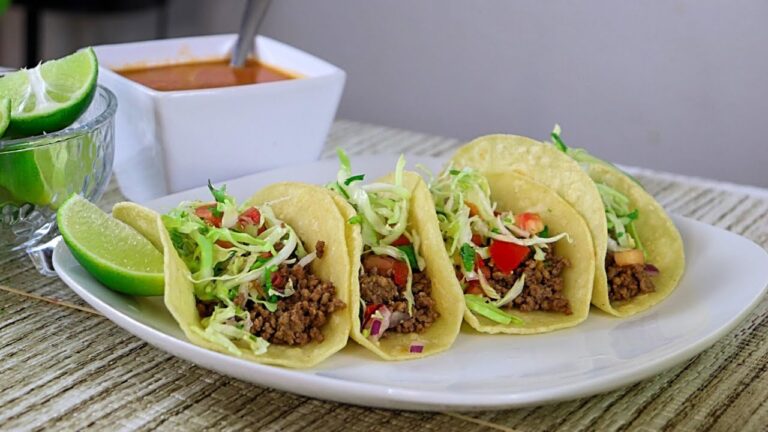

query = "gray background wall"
[1,0,766,187]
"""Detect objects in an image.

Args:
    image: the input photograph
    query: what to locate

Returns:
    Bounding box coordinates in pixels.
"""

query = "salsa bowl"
[95,34,346,202]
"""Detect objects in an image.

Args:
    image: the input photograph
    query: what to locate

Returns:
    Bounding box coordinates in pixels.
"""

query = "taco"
[327,151,464,359]
[158,181,351,368]
[429,167,595,333]
[450,128,684,317]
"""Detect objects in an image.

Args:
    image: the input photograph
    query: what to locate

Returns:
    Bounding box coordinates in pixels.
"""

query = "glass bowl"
[0,85,116,255]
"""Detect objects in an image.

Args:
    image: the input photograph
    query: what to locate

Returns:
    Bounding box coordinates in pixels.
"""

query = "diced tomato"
[364,303,381,323]
[393,260,409,287]
[475,254,490,279]
[391,234,411,246]
[489,240,530,274]
[465,201,480,217]
[195,205,222,227]
[471,233,484,246]
[362,254,395,274]
[515,212,545,234]
[271,271,285,289]
[465,281,483,295]
[216,240,234,248]
[238,206,261,226]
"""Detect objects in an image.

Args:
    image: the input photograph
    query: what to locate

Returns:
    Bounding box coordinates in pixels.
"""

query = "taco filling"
[430,167,573,325]
[551,126,658,303]
[163,182,345,355]
[329,150,438,343]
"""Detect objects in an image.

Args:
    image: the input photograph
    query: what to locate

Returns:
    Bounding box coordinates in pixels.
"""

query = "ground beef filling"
[485,248,572,315]
[196,250,345,346]
[359,266,439,334]
[606,252,656,302]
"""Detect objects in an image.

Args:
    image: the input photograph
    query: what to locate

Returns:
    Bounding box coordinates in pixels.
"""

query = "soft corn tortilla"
[330,171,464,360]
[159,182,352,368]
[462,172,595,333]
[113,202,164,252]
[585,164,685,316]
[451,134,685,317]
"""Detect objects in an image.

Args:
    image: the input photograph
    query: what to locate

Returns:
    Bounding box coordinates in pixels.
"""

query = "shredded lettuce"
[329,149,422,314]
[163,182,308,357]
[464,294,523,325]
[550,125,646,256]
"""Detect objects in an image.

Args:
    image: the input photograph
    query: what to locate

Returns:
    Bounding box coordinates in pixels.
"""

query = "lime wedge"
[0,97,9,137]
[58,195,164,296]
[0,133,97,208]
[0,47,98,137]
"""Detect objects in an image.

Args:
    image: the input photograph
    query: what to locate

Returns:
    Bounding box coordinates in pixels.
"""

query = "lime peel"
[0,97,9,137]
[0,47,98,137]
[57,195,164,296]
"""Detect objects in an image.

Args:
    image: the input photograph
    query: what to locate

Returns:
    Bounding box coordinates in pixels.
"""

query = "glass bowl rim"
[0,85,117,152]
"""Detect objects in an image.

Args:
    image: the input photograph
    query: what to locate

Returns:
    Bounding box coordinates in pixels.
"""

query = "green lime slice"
[0,97,9,137]
[58,195,164,296]
[0,134,97,208]
[0,47,98,137]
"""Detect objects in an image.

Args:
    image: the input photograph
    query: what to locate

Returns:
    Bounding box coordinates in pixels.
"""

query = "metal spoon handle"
[230,0,272,67]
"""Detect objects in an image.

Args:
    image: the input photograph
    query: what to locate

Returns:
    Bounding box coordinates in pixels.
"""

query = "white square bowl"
[94,34,345,202]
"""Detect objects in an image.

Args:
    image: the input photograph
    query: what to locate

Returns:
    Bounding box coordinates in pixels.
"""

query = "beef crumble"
[359,266,438,334]
[196,249,345,346]
[486,247,572,314]
[606,252,655,302]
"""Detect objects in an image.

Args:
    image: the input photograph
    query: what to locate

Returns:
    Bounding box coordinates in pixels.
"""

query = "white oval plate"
[53,155,768,411]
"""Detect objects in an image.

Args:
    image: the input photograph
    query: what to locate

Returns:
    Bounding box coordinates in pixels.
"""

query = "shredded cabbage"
[550,125,645,255]
[464,294,524,325]
[328,149,421,314]
[163,182,306,357]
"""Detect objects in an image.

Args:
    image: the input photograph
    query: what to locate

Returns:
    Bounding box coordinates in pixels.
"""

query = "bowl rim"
[93,34,346,97]
[0,85,118,152]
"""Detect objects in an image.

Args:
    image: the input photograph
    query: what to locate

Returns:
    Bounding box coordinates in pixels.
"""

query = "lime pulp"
[57,195,164,296]
[0,47,98,137]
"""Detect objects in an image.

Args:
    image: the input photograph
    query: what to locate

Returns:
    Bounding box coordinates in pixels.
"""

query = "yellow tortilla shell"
[161,182,352,368]
[451,134,685,317]
[331,171,464,360]
[462,172,595,333]
[112,202,164,252]
[586,164,685,316]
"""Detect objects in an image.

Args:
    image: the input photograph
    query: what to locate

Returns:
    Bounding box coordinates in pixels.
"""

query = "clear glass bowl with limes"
[0,48,116,256]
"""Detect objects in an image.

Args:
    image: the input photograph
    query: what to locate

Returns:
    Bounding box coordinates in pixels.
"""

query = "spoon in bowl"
[230,0,272,68]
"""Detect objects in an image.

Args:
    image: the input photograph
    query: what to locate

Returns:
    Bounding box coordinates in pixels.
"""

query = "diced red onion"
[366,305,392,341]
[644,264,660,276]
[409,342,425,353]
[369,319,382,337]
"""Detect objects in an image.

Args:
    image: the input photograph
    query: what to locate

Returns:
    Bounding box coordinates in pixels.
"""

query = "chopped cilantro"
[539,225,549,238]
[344,174,365,185]
[397,244,418,269]
[460,242,475,272]
[207,180,229,203]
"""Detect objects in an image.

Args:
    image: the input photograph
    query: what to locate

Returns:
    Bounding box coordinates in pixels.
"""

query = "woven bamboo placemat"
[2,120,767,431]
